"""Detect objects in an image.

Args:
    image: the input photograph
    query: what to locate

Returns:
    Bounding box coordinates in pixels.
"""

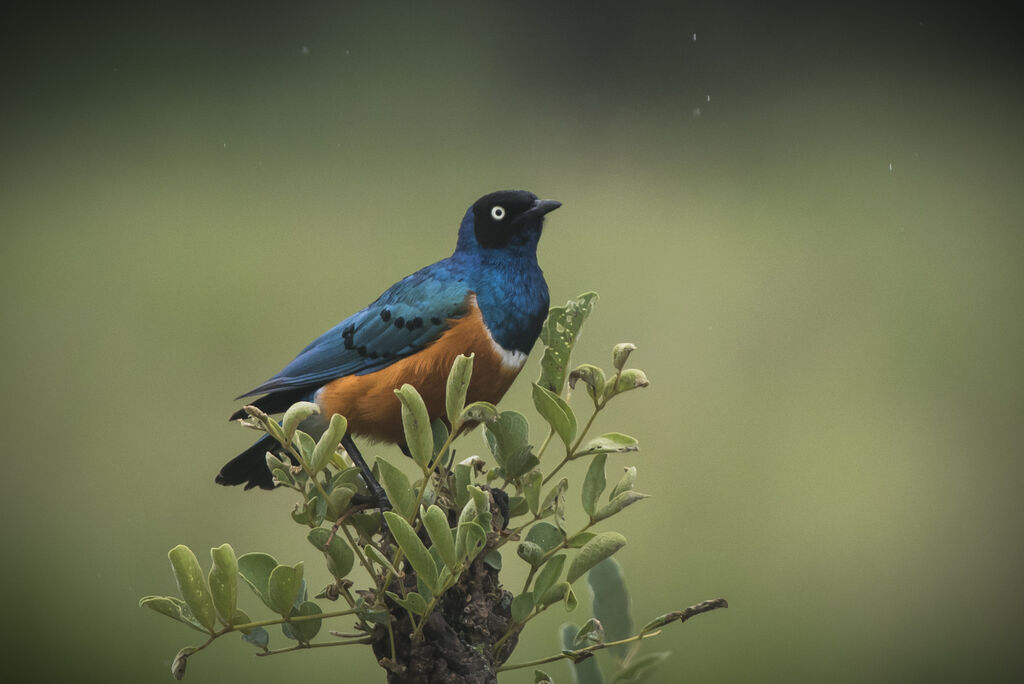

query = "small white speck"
[706,94,711,102]
[692,32,697,41]
[692,107,702,118]
[300,46,310,56]
[888,161,894,173]
[222,142,228,148]
[345,49,350,56]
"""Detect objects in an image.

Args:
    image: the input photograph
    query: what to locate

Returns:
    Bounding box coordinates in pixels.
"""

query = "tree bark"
[370,489,518,683]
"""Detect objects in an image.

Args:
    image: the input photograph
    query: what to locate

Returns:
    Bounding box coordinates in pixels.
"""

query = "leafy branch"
[140,292,727,682]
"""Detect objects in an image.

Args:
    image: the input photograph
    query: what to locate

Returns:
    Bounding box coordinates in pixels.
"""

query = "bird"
[216,189,561,500]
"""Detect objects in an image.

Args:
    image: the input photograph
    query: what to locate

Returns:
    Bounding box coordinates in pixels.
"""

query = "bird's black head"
[457,190,561,252]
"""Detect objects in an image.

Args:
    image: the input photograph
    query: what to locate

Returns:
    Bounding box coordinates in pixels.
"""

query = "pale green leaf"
[383,511,439,594]
[167,545,216,632]
[208,543,237,625]
[446,353,474,427]
[267,562,304,616]
[394,384,433,470]
[532,383,577,446]
[567,532,627,584]
[582,453,607,517]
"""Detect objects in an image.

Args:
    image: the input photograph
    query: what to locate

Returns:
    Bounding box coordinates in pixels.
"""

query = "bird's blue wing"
[238,263,471,397]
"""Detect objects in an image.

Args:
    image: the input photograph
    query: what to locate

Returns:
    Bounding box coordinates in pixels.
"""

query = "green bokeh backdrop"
[2,4,1021,682]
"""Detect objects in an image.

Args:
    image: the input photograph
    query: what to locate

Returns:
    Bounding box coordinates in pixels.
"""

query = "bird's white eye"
[491,206,506,221]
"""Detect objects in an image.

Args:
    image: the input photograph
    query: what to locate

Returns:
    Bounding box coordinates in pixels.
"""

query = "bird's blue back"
[239,204,549,398]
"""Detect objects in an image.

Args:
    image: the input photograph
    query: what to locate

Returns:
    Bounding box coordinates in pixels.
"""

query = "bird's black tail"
[216,434,279,490]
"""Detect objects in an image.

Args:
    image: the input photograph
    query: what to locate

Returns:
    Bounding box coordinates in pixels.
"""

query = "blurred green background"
[3,3,1022,682]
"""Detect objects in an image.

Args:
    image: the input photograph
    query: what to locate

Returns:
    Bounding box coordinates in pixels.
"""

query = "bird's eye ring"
[491,206,506,221]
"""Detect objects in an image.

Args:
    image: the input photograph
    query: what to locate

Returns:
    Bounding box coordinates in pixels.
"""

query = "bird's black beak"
[514,199,562,225]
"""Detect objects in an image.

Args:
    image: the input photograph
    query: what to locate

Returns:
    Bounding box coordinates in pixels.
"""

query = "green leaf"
[575,433,639,458]
[567,532,627,584]
[167,545,216,632]
[357,599,391,625]
[611,343,637,372]
[532,554,566,607]
[271,467,293,487]
[543,582,577,610]
[268,562,304,616]
[241,625,269,649]
[352,511,382,537]
[468,485,492,531]
[454,496,477,557]
[531,383,577,447]
[293,430,316,462]
[484,410,531,470]
[538,292,599,394]
[332,466,365,491]
[457,520,487,562]
[568,363,606,403]
[592,491,649,522]
[208,543,237,625]
[423,505,458,572]
[326,485,356,520]
[609,466,638,500]
[138,596,208,633]
[311,413,347,472]
[567,531,596,548]
[446,353,474,427]
[282,601,322,644]
[230,608,253,631]
[483,550,502,570]
[610,652,670,683]
[505,446,540,480]
[171,646,194,680]
[582,453,607,517]
[535,670,554,684]
[307,527,355,580]
[508,495,530,518]
[375,457,417,521]
[431,418,450,466]
[282,401,319,442]
[564,584,578,611]
[523,471,542,515]
[588,558,633,660]
[454,463,472,510]
[386,590,429,616]
[539,478,568,518]
[607,369,649,398]
[383,511,439,594]
[517,541,544,567]
[525,521,564,554]
[459,401,499,426]
[561,623,604,684]
[394,384,433,470]
[364,544,401,576]
[573,617,605,648]
[237,552,278,610]
[511,592,534,623]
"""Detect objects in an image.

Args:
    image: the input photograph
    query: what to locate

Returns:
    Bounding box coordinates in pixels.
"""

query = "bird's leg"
[341,434,392,513]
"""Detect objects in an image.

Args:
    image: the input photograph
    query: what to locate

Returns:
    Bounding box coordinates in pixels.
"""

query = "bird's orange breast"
[316,295,526,444]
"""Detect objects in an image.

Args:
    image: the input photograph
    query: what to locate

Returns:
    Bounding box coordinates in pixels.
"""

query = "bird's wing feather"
[238,264,471,397]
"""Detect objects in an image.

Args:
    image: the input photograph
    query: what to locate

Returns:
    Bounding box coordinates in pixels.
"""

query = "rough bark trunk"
[369,489,519,683]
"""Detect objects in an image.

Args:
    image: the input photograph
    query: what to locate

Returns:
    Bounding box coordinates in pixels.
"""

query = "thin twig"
[497,597,728,673]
